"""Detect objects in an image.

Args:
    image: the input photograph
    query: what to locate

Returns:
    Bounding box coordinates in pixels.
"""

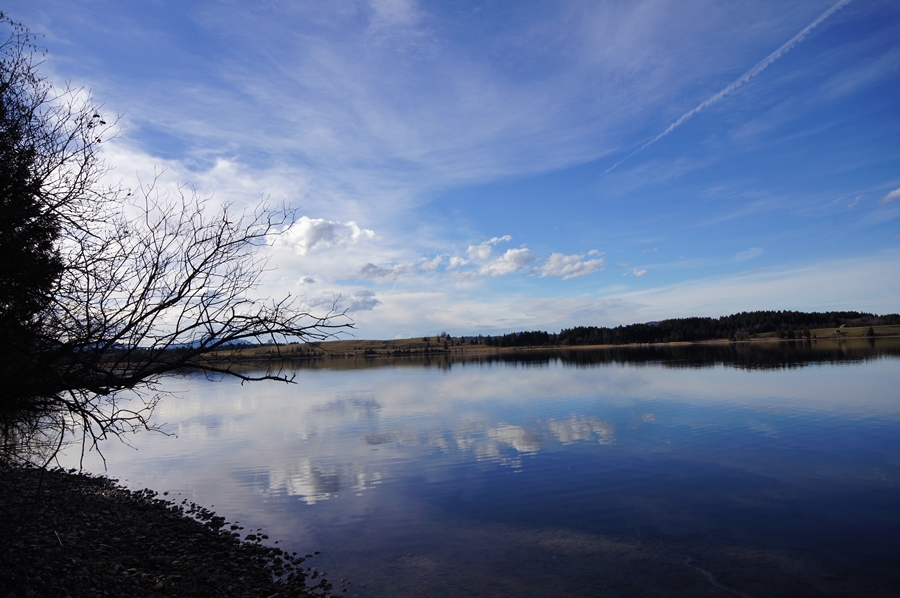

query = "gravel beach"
[0,467,339,598]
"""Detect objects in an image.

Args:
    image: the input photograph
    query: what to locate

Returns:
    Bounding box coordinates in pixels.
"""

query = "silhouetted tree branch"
[0,14,352,467]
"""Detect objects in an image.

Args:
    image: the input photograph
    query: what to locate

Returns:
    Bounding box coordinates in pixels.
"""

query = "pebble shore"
[0,467,338,598]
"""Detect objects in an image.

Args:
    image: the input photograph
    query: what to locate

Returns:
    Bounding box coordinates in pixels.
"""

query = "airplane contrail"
[602,0,855,176]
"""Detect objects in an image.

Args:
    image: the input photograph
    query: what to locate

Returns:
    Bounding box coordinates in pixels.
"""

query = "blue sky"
[10,0,900,338]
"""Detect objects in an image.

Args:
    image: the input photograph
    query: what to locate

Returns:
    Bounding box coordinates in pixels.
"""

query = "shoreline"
[0,467,339,597]
[209,332,900,363]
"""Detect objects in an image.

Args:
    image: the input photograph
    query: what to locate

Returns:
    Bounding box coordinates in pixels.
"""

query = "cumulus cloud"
[467,235,512,261]
[306,290,381,313]
[299,276,316,284]
[480,248,535,276]
[632,268,647,277]
[447,256,468,269]
[344,290,382,312]
[358,256,448,279]
[418,255,443,272]
[282,217,375,255]
[353,243,604,282]
[881,188,900,204]
[538,252,605,280]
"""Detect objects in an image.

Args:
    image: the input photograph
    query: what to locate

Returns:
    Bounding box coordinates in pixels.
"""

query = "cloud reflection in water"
[261,411,617,503]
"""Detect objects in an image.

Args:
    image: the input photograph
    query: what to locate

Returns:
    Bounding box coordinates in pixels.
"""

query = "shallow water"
[61,340,900,597]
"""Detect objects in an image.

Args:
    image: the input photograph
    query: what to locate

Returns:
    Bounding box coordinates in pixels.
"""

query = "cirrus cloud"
[881,188,900,204]
[735,247,764,261]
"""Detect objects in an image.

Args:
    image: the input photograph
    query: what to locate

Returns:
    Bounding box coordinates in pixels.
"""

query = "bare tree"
[0,15,351,466]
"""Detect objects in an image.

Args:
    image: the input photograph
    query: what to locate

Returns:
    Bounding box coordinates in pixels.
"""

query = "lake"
[61,339,900,597]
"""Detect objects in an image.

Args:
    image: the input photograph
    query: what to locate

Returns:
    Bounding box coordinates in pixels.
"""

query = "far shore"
[208,324,900,362]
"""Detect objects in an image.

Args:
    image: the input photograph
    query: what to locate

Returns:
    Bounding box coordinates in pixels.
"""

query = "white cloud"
[467,245,492,261]
[467,235,512,261]
[19,0,895,348]
[282,217,375,256]
[735,247,764,261]
[480,248,535,277]
[345,242,597,283]
[344,290,382,312]
[306,290,381,313]
[43,0,876,242]
[369,0,422,28]
[358,262,416,280]
[538,253,606,280]
[602,0,855,175]
[418,255,442,272]
[614,250,900,323]
[447,256,468,269]
[346,290,644,338]
[356,254,475,280]
[72,0,807,206]
[348,251,900,339]
[881,188,900,204]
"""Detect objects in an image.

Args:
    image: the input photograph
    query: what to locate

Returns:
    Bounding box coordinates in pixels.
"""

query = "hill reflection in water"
[62,340,900,597]
[233,337,900,374]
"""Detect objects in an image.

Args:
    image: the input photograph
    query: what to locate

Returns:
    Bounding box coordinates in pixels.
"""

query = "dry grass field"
[206,324,900,362]
[211,335,476,360]
[754,324,900,339]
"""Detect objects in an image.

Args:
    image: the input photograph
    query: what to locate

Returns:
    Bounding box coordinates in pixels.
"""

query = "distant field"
[755,325,900,339]
[213,335,476,359]
[210,324,900,361]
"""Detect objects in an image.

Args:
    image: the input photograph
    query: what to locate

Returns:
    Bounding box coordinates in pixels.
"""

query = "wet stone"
[0,467,337,598]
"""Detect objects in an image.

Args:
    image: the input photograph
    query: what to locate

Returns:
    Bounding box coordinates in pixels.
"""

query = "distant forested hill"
[473,311,900,347]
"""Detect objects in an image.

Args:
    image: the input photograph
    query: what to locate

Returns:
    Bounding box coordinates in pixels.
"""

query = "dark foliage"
[0,15,350,466]
[0,16,63,415]
[473,310,899,348]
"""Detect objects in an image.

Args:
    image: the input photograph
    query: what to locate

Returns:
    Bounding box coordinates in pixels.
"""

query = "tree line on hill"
[468,311,899,348]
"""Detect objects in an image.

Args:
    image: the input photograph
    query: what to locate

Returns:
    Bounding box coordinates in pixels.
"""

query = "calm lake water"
[61,340,900,597]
